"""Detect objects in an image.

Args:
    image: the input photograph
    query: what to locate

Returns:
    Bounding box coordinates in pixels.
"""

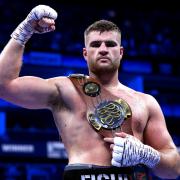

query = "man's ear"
[120,46,124,56]
[83,48,87,61]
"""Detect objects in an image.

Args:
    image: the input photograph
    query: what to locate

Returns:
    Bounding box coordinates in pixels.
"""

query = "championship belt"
[68,74,132,137]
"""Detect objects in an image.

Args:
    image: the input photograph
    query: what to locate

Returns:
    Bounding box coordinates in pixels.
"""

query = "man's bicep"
[0,76,59,109]
[144,96,176,151]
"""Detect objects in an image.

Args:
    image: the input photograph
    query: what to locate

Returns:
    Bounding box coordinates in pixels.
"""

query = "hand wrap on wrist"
[11,5,57,45]
[112,135,160,168]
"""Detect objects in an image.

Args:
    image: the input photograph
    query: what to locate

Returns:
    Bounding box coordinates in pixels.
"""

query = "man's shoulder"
[135,90,156,102]
[134,91,159,109]
[48,74,88,82]
[46,76,83,106]
[124,86,157,103]
[46,76,78,94]
[47,76,74,84]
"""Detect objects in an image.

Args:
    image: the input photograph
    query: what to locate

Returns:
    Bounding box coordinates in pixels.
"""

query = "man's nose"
[99,42,108,55]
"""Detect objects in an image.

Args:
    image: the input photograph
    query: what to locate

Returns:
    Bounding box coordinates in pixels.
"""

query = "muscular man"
[0,5,179,180]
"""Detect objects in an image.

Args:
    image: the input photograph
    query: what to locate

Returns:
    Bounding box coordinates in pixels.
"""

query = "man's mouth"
[97,57,110,61]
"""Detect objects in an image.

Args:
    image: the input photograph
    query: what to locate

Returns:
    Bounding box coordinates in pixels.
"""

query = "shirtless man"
[0,5,179,180]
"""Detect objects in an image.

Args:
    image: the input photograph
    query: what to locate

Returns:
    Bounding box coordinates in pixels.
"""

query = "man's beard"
[89,61,119,75]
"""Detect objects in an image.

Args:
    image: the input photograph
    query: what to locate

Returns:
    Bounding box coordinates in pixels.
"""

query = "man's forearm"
[152,149,180,179]
[0,5,57,86]
[0,39,24,84]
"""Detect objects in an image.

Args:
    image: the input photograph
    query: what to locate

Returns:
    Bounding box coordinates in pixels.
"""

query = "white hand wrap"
[112,135,160,168]
[11,5,58,45]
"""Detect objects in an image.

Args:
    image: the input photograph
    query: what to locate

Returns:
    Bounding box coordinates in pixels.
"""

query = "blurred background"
[0,0,179,179]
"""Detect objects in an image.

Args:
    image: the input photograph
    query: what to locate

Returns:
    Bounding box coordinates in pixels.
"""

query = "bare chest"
[69,91,148,139]
[54,80,148,141]
[122,98,148,138]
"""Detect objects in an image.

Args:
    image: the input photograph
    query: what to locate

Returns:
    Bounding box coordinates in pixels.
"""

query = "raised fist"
[11,5,58,45]
[26,5,58,33]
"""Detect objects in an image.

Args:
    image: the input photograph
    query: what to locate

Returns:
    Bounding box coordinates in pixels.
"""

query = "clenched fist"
[11,5,58,45]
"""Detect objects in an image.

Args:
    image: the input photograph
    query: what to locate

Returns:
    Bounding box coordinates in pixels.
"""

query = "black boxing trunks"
[63,164,152,180]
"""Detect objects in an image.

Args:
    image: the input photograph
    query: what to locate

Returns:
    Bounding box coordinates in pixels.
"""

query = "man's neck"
[89,71,120,89]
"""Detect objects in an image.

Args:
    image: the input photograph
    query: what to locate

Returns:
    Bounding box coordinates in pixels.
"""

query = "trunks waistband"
[63,164,151,180]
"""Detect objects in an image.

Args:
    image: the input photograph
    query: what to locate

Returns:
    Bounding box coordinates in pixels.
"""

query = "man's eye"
[90,41,117,47]
[105,41,117,47]
[90,42,101,47]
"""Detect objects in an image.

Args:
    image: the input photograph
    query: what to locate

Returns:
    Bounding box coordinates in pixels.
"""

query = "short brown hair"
[84,19,121,37]
[84,20,121,45]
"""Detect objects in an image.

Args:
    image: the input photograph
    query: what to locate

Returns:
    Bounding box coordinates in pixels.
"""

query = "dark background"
[0,0,179,179]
